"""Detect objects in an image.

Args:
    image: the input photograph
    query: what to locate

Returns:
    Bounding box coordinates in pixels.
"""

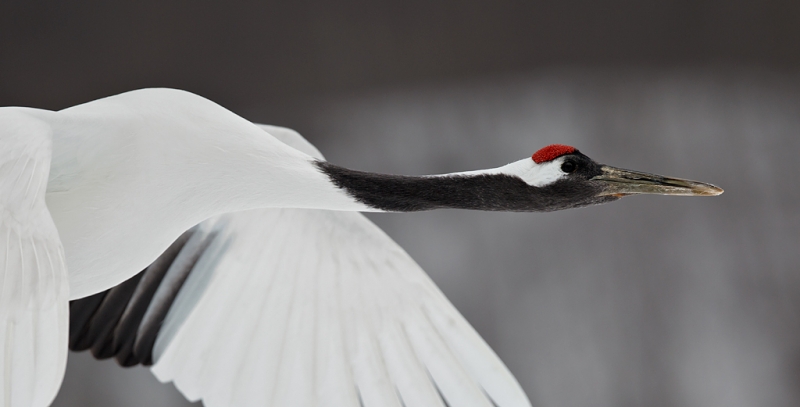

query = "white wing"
[0,110,69,407]
[68,125,530,407]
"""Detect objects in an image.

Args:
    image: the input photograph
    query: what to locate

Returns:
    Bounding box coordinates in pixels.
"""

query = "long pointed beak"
[593,166,723,197]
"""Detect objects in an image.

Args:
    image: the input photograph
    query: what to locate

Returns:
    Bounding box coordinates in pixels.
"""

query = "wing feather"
[145,208,530,407]
[0,110,69,407]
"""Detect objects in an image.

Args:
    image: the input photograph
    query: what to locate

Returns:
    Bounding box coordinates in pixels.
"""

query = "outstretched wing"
[68,125,530,407]
[0,110,70,407]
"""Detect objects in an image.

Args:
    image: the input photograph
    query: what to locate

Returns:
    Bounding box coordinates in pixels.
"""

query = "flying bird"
[0,88,722,407]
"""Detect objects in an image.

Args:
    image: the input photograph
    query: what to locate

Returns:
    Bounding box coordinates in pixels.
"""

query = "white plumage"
[45,89,366,298]
[0,89,531,407]
[0,112,68,407]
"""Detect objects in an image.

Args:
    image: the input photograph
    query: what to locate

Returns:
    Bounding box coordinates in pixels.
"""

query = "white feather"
[0,110,69,407]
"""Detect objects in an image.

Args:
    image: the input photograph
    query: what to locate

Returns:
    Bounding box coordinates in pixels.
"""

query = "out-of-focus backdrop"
[2,2,800,406]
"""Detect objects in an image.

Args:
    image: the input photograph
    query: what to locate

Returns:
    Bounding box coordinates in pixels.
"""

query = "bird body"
[0,88,721,407]
[11,89,367,298]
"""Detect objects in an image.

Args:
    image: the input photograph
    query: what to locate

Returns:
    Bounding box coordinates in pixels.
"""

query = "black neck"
[316,161,615,212]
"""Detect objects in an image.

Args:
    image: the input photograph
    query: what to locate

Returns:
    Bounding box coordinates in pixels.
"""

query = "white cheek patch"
[444,156,569,187]
[502,157,568,187]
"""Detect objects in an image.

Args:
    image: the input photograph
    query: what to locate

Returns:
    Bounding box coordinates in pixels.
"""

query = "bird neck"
[315,161,605,212]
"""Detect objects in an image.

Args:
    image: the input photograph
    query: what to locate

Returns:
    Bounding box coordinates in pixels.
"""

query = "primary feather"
[150,208,529,407]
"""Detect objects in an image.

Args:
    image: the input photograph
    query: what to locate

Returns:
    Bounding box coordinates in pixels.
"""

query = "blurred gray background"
[2,1,799,406]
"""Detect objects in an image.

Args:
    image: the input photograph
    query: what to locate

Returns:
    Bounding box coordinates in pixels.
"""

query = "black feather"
[67,226,210,367]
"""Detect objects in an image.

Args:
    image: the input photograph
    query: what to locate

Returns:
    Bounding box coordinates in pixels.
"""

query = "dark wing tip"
[68,226,214,367]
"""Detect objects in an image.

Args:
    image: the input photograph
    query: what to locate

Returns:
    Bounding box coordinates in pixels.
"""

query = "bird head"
[503,144,723,211]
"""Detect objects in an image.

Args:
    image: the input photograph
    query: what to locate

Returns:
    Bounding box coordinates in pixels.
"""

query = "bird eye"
[561,161,576,173]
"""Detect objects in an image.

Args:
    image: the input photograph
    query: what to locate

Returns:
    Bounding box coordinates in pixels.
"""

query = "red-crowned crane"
[0,88,721,407]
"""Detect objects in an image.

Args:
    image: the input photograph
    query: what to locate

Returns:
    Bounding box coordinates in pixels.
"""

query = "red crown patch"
[532,144,577,164]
